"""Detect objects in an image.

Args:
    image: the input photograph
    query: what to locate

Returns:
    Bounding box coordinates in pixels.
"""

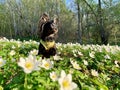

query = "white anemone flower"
[104,55,111,59]
[12,45,16,49]
[53,55,62,61]
[41,59,53,70]
[83,60,88,66]
[91,69,99,77]
[9,50,16,56]
[0,57,6,67]
[114,61,119,67]
[78,51,83,56]
[70,59,81,70]
[105,46,111,52]
[18,55,40,74]
[17,41,21,47]
[69,69,74,74]
[58,70,77,90]
[50,71,58,81]
[89,51,95,58]
[29,49,38,56]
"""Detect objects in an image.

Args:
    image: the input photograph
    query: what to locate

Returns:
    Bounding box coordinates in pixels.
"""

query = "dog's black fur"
[37,13,58,58]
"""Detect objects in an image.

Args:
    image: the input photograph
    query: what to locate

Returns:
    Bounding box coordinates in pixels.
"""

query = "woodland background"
[0,0,120,45]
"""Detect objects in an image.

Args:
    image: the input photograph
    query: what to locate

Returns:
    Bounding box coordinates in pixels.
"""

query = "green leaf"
[76,71,86,79]
[91,79,108,90]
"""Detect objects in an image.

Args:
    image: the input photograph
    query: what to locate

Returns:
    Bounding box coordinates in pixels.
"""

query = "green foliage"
[0,38,120,90]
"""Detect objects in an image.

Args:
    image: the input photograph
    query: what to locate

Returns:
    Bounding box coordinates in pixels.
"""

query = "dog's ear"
[41,13,49,22]
[38,13,49,38]
[53,17,59,25]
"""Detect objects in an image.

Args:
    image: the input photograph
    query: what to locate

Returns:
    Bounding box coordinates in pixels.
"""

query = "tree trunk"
[77,2,82,44]
[86,12,90,44]
[12,9,17,37]
[98,0,108,45]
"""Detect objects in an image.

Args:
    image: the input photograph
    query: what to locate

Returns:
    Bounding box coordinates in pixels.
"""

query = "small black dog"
[37,13,58,58]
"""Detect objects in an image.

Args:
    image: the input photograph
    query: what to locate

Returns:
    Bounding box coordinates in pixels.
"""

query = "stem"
[24,74,27,89]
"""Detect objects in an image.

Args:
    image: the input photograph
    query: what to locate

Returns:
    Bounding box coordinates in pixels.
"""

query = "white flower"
[37,57,42,66]
[91,69,99,77]
[73,53,77,57]
[69,69,74,74]
[12,45,16,49]
[29,49,38,56]
[83,60,88,66]
[53,55,62,61]
[58,70,77,90]
[105,46,111,52]
[114,61,119,67]
[41,59,53,70]
[0,57,6,67]
[16,41,21,47]
[78,51,83,56]
[104,55,111,59]
[89,51,95,58]
[72,50,77,57]
[70,59,81,70]
[9,50,16,56]
[0,37,9,41]
[50,71,58,81]
[18,55,40,74]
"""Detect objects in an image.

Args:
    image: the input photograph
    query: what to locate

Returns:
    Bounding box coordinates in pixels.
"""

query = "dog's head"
[41,17,58,41]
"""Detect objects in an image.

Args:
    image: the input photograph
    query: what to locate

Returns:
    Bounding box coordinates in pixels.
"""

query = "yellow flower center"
[52,74,56,79]
[62,79,70,88]
[45,63,50,68]
[0,61,2,65]
[25,62,33,70]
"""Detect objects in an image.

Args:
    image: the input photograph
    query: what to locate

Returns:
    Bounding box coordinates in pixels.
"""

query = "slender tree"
[77,1,82,44]
[98,0,108,45]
